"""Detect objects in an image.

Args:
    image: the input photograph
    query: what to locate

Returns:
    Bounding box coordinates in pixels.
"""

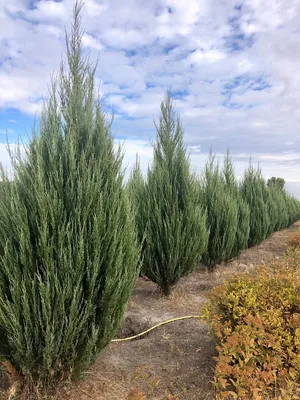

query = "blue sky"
[0,0,300,197]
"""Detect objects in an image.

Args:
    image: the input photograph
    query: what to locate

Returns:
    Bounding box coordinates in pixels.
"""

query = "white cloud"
[188,50,227,64]
[85,0,108,17]
[0,0,299,190]
[26,0,71,23]
[258,153,300,162]
[82,33,104,51]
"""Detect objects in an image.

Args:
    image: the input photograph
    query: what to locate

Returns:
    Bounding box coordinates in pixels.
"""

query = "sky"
[0,0,299,197]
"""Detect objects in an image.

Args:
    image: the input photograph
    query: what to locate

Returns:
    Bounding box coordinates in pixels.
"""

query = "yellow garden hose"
[111,315,201,342]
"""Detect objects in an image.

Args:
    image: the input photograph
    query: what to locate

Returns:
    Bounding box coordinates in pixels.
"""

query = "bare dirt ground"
[1,221,299,400]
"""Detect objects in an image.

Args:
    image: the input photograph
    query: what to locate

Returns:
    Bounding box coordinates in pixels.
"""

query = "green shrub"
[289,230,300,249]
[201,153,238,267]
[140,91,208,295]
[240,164,270,246]
[0,2,139,385]
[202,250,300,399]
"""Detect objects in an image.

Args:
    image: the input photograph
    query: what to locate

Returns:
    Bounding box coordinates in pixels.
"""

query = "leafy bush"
[200,153,239,267]
[0,3,139,386]
[240,164,270,246]
[139,91,208,295]
[289,230,300,249]
[202,250,300,399]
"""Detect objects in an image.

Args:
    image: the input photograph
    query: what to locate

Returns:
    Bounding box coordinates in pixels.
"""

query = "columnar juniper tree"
[127,156,146,271]
[0,2,139,385]
[223,152,250,258]
[140,91,208,296]
[127,156,144,203]
[258,177,278,237]
[201,152,238,267]
[286,195,300,225]
[267,178,300,230]
[268,182,289,230]
[241,164,270,246]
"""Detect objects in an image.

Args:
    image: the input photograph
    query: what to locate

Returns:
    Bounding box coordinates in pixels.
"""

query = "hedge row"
[128,95,300,292]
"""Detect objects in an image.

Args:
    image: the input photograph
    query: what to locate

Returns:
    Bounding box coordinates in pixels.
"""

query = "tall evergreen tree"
[127,155,146,270]
[268,184,289,230]
[0,1,139,385]
[140,91,208,295]
[240,164,270,246]
[223,152,250,258]
[263,181,278,236]
[286,195,300,225]
[201,152,238,267]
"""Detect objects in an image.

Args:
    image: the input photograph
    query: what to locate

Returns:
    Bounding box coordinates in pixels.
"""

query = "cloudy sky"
[0,0,299,197]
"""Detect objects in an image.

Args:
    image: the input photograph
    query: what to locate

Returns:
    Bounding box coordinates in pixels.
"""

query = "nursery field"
[1,221,295,400]
[1,4,300,399]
